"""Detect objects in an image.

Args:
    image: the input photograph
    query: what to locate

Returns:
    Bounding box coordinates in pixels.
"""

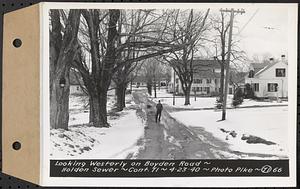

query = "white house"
[168,59,228,96]
[245,56,288,98]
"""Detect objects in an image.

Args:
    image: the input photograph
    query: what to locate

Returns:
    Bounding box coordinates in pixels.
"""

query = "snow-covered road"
[132,91,283,159]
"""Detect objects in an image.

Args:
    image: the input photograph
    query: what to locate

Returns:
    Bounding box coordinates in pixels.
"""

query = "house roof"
[250,62,279,76]
[196,70,221,78]
[170,59,221,70]
[193,59,221,69]
[250,63,269,74]
[255,62,278,76]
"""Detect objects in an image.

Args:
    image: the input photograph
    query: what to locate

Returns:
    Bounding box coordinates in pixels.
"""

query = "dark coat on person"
[156,103,163,112]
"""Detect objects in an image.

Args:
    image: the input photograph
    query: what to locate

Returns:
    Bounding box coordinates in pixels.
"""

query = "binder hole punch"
[12,38,22,48]
[12,141,21,150]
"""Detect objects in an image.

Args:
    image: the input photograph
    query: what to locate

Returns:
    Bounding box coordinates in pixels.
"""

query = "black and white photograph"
[42,2,297,187]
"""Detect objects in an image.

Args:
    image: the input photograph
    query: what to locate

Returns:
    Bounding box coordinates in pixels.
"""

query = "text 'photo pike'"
[40,2,297,187]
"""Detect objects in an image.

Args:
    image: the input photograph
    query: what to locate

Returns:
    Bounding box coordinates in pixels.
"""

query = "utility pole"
[220,8,245,120]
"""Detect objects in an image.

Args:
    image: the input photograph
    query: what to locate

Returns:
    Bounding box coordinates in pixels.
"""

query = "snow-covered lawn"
[151,89,288,109]
[170,106,289,158]
[50,94,144,159]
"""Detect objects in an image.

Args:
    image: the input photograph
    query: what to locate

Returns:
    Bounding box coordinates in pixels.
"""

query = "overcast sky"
[213,4,291,61]
[50,3,295,64]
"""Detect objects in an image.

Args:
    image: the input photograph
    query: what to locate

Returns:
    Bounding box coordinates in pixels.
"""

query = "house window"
[229,88,233,94]
[206,79,211,84]
[214,79,218,84]
[175,78,179,84]
[200,87,202,92]
[268,83,278,92]
[196,87,200,91]
[249,70,254,78]
[276,68,286,77]
[253,83,259,92]
[76,86,80,90]
[193,79,201,83]
[206,87,210,93]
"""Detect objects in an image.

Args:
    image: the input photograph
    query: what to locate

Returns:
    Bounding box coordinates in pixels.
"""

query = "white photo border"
[41,2,298,187]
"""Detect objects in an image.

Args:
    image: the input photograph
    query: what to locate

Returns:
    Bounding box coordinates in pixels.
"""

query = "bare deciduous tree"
[73,9,185,127]
[210,11,246,103]
[162,9,210,105]
[140,58,166,98]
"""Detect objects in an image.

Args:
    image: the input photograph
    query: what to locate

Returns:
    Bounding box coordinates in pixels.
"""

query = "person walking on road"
[155,100,163,123]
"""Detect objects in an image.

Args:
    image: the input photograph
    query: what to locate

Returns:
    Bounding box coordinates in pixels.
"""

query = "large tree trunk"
[50,68,71,130]
[78,10,120,128]
[89,89,109,127]
[115,82,127,111]
[89,96,94,124]
[147,82,152,96]
[49,10,81,129]
[184,89,191,105]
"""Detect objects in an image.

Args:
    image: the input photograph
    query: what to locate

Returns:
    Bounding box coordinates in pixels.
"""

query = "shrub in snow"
[210,91,219,97]
[215,97,223,109]
[232,87,244,107]
[244,83,255,99]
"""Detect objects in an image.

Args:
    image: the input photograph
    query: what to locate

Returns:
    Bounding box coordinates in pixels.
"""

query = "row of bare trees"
[50,9,186,130]
[49,8,245,130]
[143,9,245,105]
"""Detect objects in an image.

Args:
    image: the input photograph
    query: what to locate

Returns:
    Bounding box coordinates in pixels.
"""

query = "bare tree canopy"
[208,11,247,103]
[161,9,210,105]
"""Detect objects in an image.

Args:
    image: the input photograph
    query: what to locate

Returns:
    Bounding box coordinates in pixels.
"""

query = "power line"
[238,8,259,35]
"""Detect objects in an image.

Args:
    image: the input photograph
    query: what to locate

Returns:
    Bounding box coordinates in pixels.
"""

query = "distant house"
[69,70,85,95]
[168,59,234,96]
[245,56,288,98]
[131,75,169,89]
[131,75,147,88]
